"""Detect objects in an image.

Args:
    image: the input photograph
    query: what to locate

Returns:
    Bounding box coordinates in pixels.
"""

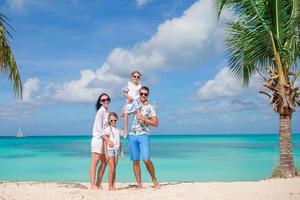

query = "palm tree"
[0,13,22,98]
[215,0,300,177]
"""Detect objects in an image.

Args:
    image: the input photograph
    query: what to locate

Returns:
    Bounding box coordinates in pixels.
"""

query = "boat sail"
[16,128,25,138]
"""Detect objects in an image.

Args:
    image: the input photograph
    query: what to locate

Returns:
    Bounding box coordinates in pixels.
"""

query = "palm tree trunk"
[279,113,296,177]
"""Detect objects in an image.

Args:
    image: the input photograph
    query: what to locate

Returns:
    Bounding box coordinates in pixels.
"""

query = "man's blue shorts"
[128,134,150,161]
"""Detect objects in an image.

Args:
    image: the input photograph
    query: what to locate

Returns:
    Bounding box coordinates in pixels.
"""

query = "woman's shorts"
[91,137,104,154]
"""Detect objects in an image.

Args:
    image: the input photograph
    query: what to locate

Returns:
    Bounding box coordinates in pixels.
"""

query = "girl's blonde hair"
[108,112,118,120]
[131,70,142,77]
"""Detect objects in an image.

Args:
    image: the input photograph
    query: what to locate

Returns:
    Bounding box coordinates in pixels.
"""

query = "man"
[128,86,160,189]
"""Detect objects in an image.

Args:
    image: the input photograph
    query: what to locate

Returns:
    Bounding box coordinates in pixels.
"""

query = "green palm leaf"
[0,13,22,98]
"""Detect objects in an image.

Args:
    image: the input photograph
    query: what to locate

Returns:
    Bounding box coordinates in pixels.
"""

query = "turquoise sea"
[0,134,299,183]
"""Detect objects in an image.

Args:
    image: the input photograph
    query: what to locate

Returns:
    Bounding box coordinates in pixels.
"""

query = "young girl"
[103,112,124,191]
[121,71,142,137]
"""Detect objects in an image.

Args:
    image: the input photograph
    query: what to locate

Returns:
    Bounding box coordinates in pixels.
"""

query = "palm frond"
[217,0,300,85]
[0,13,22,98]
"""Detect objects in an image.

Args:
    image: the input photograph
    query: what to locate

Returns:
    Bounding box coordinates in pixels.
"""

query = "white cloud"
[0,103,38,120]
[196,99,258,114]
[44,0,223,103]
[51,65,126,103]
[295,80,300,87]
[22,78,40,103]
[136,0,150,7]
[6,0,25,11]
[176,99,258,115]
[107,0,222,76]
[196,67,260,101]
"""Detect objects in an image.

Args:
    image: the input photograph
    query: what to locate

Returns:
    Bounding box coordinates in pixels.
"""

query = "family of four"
[89,71,160,191]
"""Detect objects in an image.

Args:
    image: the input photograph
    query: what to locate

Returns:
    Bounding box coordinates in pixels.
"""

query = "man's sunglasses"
[140,92,148,97]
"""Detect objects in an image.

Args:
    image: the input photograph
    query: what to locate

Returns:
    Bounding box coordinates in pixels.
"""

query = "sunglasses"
[100,98,110,103]
[140,92,148,97]
[110,119,117,123]
[133,75,140,79]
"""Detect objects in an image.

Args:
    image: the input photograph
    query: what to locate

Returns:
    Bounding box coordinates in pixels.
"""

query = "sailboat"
[16,128,25,138]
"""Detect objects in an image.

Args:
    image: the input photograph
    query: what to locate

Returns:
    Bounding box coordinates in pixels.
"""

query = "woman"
[89,93,111,189]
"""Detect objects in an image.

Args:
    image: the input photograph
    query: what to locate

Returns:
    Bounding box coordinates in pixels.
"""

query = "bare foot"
[135,184,143,189]
[98,185,103,190]
[153,181,160,189]
[90,185,98,190]
[108,187,116,191]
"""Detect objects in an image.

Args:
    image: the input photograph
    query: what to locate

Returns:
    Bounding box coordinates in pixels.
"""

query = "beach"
[1,178,300,200]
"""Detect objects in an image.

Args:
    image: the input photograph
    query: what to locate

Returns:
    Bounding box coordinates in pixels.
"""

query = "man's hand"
[137,115,146,125]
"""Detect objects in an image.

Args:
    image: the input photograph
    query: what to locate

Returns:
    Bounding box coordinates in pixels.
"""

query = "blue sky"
[0,0,299,136]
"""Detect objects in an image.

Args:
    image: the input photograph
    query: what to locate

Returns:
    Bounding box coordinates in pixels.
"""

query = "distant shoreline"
[0,133,300,137]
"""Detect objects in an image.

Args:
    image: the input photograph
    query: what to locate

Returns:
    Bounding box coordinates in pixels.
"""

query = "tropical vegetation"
[0,13,22,98]
[216,0,300,177]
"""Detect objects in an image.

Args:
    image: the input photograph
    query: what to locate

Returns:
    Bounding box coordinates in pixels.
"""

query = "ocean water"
[0,134,299,183]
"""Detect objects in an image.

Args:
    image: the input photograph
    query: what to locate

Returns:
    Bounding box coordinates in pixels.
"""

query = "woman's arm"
[101,134,114,147]
[104,140,108,160]
[93,110,103,138]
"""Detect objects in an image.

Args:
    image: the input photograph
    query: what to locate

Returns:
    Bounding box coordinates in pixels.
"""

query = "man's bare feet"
[153,180,160,189]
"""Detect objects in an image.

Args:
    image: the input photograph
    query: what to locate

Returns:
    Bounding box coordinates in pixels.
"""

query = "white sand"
[0,178,300,200]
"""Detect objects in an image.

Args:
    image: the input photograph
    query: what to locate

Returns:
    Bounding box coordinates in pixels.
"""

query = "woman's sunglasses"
[140,92,148,97]
[110,119,117,123]
[100,98,110,103]
[133,75,140,79]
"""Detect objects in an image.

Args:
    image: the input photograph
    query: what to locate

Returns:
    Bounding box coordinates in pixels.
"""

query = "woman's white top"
[103,126,123,150]
[92,106,109,139]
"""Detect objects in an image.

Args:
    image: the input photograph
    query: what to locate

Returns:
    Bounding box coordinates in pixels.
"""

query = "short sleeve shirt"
[130,103,157,135]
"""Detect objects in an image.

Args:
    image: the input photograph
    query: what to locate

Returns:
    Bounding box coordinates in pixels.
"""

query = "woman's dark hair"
[95,93,111,111]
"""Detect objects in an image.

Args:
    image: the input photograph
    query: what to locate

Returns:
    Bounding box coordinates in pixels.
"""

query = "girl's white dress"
[121,81,142,114]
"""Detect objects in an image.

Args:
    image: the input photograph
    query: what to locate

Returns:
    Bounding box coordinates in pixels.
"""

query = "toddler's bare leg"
[120,106,125,118]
